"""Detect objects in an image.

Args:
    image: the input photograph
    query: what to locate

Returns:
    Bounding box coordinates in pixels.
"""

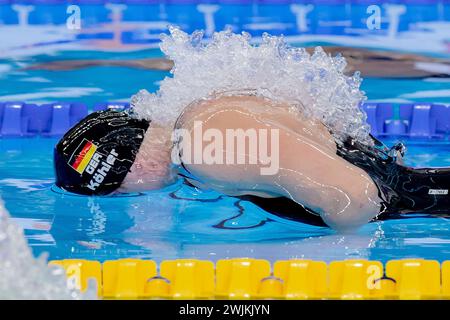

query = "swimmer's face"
[118,125,177,193]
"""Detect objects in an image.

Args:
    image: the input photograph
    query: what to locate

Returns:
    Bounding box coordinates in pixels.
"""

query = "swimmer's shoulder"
[174,93,289,129]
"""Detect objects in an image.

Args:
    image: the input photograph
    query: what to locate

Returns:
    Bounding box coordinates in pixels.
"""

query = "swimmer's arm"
[25,48,450,78]
[319,46,450,78]
[176,96,382,230]
[273,130,382,230]
[24,58,173,71]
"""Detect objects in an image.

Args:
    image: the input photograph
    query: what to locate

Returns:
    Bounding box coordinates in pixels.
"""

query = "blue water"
[0,137,449,264]
[1,48,450,105]
[0,14,450,263]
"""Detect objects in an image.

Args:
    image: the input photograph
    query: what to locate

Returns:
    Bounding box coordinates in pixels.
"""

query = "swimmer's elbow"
[320,206,377,231]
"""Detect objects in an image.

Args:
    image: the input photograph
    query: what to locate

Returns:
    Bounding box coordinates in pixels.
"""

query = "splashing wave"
[132,26,372,145]
[0,199,95,299]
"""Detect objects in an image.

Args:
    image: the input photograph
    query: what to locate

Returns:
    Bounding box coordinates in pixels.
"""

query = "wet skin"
[122,95,383,230]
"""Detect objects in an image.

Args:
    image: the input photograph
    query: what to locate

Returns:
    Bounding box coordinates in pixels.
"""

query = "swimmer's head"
[54,110,150,195]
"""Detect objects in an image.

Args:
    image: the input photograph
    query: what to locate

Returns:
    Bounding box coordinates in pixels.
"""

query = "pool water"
[1,137,449,264]
[1,9,450,264]
[1,48,450,106]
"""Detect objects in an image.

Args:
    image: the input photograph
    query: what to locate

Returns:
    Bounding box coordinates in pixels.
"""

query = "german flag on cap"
[69,139,98,174]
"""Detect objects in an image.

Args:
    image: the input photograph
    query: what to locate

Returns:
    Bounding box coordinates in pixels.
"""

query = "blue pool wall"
[1,1,450,43]
[0,101,449,139]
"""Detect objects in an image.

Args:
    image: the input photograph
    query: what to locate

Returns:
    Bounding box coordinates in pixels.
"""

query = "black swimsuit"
[247,136,449,225]
[172,93,450,226]
[336,135,449,216]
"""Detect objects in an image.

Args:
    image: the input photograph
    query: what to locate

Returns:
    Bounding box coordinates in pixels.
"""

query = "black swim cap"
[54,110,150,195]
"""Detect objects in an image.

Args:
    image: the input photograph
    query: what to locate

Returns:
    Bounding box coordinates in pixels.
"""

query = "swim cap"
[54,110,150,195]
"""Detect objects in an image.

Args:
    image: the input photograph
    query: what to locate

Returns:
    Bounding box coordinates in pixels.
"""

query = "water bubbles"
[189,30,204,48]
[0,200,95,300]
[132,27,372,146]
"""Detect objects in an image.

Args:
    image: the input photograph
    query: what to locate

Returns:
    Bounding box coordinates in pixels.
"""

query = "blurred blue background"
[0,1,450,263]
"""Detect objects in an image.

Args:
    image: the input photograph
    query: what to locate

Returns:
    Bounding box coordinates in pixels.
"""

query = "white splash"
[0,199,96,299]
[131,26,372,145]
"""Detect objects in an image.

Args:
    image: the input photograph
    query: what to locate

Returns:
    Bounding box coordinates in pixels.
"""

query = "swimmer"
[53,29,450,230]
[25,58,173,72]
[26,47,450,78]
[53,94,449,230]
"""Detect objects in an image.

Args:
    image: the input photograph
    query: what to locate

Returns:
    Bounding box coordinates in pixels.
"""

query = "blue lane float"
[0,102,87,137]
[362,102,450,138]
[0,101,449,138]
